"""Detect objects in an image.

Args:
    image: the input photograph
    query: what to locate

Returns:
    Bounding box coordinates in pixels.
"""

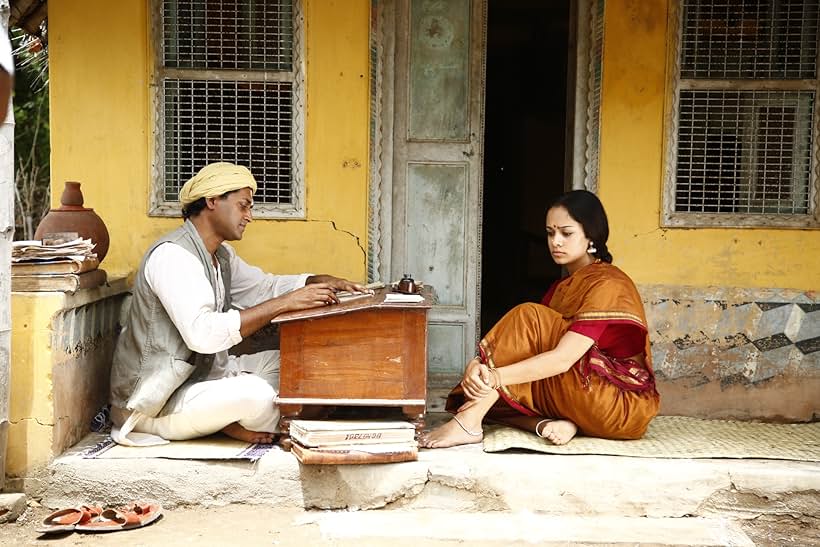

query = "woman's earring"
[587,241,597,255]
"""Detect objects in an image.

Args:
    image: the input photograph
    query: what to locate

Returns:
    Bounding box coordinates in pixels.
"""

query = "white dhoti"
[111,350,280,446]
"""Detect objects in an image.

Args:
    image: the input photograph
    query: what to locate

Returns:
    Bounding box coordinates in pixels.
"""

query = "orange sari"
[446,262,660,440]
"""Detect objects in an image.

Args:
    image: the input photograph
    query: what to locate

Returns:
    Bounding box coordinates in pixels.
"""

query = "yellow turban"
[179,162,258,206]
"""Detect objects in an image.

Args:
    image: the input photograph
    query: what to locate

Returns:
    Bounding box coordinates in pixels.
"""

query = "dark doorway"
[480,0,572,334]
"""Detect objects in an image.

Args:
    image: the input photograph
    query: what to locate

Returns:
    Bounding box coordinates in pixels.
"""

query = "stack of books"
[11,233,106,293]
[288,419,418,464]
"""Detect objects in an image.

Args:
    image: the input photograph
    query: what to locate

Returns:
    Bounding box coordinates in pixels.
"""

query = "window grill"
[163,0,293,71]
[666,0,820,227]
[152,0,304,218]
[676,90,812,214]
[681,0,819,79]
[163,79,294,203]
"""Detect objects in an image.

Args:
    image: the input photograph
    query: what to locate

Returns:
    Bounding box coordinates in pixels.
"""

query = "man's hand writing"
[280,282,340,310]
[238,278,368,339]
[306,274,369,295]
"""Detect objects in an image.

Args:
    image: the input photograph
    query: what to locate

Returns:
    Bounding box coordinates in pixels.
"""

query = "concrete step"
[40,431,820,527]
[305,510,756,546]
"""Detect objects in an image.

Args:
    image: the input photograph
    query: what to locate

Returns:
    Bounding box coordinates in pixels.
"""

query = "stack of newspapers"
[288,420,418,464]
[11,234,105,292]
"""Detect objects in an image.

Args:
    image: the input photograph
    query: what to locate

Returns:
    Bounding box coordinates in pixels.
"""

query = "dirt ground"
[0,505,509,547]
[1,504,818,546]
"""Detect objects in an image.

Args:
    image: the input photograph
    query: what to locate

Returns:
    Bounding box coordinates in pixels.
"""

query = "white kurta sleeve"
[144,243,242,354]
[222,243,311,309]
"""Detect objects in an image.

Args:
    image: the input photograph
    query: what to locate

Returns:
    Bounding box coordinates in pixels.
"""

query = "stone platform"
[42,430,819,520]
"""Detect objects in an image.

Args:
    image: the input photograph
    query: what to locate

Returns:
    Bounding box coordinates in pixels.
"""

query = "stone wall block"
[655,343,719,382]
[794,306,820,342]
[711,303,761,341]
[782,305,804,342]
[754,304,798,340]
[696,301,729,340]
[669,301,724,341]
[749,345,797,384]
[717,344,760,383]
[646,299,677,336]
[649,343,668,374]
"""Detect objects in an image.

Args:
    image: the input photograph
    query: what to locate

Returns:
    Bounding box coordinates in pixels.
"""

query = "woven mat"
[482,416,820,461]
[82,435,276,461]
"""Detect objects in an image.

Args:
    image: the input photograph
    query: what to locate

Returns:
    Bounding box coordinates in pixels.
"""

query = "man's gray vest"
[110,220,233,417]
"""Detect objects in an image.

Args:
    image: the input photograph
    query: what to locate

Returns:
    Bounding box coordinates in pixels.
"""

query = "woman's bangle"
[489,367,502,389]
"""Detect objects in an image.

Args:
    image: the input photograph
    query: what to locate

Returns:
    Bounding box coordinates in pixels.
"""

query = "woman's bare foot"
[537,419,577,445]
[418,414,483,449]
[222,422,274,444]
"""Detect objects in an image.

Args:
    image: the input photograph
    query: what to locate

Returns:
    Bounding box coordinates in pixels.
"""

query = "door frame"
[368,0,603,368]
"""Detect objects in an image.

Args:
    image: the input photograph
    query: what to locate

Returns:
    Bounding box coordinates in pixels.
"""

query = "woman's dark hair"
[548,190,613,263]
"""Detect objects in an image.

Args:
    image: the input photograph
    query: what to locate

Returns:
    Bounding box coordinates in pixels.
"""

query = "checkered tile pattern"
[640,286,819,383]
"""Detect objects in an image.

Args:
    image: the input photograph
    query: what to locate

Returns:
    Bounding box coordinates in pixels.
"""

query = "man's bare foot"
[418,414,483,449]
[537,419,577,445]
[222,422,274,444]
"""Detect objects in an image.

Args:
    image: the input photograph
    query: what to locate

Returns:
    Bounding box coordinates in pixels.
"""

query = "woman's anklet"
[452,415,483,437]
[535,418,553,438]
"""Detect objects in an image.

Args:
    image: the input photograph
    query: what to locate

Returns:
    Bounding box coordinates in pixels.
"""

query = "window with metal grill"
[151,0,304,218]
[664,0,820,227]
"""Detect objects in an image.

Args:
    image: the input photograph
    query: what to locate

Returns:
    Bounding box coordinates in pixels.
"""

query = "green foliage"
[13,61,49,175]
[11,29,50,240]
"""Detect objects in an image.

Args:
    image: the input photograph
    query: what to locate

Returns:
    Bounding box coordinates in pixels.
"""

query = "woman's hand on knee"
[461,359,494,399]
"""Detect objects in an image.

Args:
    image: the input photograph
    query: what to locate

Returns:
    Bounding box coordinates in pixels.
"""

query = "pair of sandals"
[37,502,162,534]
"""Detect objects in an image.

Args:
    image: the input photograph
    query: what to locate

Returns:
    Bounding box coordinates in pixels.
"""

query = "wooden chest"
[272,287,432,432]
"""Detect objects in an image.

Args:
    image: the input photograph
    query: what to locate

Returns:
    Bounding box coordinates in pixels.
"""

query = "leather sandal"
[75,502,162,533]
[36,505,104,534]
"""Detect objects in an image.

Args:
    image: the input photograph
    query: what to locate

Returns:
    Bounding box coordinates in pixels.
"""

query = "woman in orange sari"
[420,190,659,448]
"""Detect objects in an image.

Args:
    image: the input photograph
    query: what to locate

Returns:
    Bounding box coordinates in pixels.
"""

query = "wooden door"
[373,0,486,389]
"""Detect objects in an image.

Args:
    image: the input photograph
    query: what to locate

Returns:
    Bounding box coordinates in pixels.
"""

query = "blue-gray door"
[373,0,486,393]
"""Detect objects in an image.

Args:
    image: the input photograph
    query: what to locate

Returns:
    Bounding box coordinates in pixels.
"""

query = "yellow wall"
[48,0,371,281]
[46,0,818,291]
[7,294,62,476]
[598,0,819,291]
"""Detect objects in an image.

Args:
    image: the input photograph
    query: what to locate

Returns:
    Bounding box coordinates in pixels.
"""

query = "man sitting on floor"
[109,162,366,446]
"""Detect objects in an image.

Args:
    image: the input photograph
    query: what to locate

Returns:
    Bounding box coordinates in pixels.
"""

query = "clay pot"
[35,181,110,263]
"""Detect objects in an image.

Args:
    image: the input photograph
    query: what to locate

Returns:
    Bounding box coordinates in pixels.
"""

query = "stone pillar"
[0,0,14,490]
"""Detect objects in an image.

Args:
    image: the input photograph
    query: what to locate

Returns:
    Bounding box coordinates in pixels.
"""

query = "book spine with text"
[11,269,107,293]
[290,427,415,447]
[11,257,100,275]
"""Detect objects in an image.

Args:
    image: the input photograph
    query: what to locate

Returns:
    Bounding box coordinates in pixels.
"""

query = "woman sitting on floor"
[420,190,660,448]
